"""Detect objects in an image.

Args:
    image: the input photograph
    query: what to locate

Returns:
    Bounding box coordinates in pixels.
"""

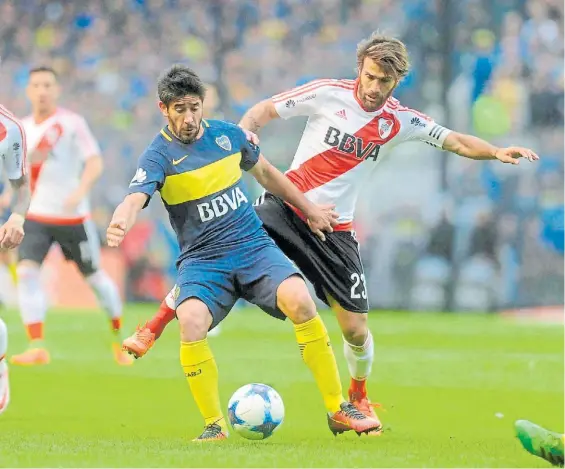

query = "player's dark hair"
[29,66,58,80]
[157,64,206,106]
[356,32,410,80]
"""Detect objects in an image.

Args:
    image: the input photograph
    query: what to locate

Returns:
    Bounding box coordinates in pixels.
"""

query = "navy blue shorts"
[174,231,300,329]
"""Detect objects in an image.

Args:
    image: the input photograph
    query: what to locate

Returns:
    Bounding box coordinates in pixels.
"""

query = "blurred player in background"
[10,67,132,367]
[515,420,564,466]
[0,103,31,414]
[0,179,17,305]
[127,32,539,434]
[108,65,381,440]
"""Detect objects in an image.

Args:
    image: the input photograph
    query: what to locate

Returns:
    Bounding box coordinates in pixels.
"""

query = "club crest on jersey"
[215,135,231,152]
[378,118,394,139]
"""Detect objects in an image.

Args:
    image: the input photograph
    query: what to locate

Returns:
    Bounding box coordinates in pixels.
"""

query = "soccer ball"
[227,383,284,440]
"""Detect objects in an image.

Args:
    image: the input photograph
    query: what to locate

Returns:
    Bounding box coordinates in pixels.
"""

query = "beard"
[172,119,202,144]
[359,88,393,111]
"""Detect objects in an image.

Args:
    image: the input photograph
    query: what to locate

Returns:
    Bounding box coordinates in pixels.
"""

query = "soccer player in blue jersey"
[106,65,381,441]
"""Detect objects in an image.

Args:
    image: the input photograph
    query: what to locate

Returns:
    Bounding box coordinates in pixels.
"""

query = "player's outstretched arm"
[106,193,148,248]
[239,99,280,134]
[442,132,539,164]
[249,155,338,241]
[0,174,30,250]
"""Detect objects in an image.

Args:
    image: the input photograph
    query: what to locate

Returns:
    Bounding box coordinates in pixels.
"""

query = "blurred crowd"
[0,0,562,309]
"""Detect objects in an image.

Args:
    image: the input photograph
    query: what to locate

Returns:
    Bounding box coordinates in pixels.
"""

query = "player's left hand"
[494,147,539,165]
[63,189,85,213]
[240,127,260,146]
[305,203,339,242]
[0,214,25,250]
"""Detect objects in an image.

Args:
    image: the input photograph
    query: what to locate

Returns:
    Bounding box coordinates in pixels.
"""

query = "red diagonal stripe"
[286,112,400,193]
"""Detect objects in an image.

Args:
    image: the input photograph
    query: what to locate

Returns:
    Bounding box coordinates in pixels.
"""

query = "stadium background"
[0,0,563,313]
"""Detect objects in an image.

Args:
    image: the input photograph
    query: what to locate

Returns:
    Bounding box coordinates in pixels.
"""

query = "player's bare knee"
[277,275,317,324]
[337,310,368,345]
[176,298,213,342]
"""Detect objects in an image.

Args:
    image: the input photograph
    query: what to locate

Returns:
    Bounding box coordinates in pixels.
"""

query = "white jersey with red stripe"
[22,107,101,225]
[0,105,27,181]
[272,79,452,231]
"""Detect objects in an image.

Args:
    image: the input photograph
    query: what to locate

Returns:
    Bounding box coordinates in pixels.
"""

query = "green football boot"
[515,420,564,467]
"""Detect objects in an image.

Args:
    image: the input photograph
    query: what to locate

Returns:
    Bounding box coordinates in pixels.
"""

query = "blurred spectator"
[426,208,455,262]
[468,212,499,266]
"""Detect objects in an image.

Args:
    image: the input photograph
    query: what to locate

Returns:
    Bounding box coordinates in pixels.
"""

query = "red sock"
[111,317,121,333]
[349,378,367,399]
[26,322,44,341]
[146,300,176,339]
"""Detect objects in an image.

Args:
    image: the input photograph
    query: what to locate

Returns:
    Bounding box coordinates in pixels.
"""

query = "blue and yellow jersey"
[128,119,263,260]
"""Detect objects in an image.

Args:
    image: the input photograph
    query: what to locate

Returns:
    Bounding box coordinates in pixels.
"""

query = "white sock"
[86,270,122,320]
[0,265,15,306]
[165,286,176,310]
[343,330,374,380]
[0,317,7,360]
[17,264,48,326]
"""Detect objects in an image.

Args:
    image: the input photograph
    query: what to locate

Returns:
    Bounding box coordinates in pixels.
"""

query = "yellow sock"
[8,262,17,285]
[180,339,225,428]
[294,315,344,413]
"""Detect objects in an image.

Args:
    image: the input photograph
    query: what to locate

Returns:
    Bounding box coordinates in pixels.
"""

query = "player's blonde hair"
[356,32,410,80]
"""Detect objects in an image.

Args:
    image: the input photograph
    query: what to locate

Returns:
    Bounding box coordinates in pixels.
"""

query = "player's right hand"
[106,219,127,248]
[494,146,539,164]
[0,214,25,250]
[306,204,339,242]
[239,126,260,145]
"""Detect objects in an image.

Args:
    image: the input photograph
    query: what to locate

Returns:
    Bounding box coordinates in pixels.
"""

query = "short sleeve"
[401,109,452,149]
[128,149,166,208]
[272,79,334,119]
[74,116,101,160]
[2,118,27,180]
[238,130,261,171]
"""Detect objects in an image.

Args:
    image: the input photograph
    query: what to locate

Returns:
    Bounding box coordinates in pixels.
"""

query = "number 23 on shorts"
[350,272,367,300]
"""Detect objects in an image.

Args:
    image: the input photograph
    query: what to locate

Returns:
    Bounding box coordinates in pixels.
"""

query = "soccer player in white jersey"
[121,33,538,433]
[10,66,132,366]
[0,103,31,414]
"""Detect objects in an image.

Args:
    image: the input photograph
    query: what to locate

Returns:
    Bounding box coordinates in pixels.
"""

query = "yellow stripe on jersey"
[160,129,173,142]
[161,152,242,205]
[202,119,210,128]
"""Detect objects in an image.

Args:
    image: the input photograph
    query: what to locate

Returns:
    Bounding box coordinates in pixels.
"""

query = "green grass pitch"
[1,305,563,467]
